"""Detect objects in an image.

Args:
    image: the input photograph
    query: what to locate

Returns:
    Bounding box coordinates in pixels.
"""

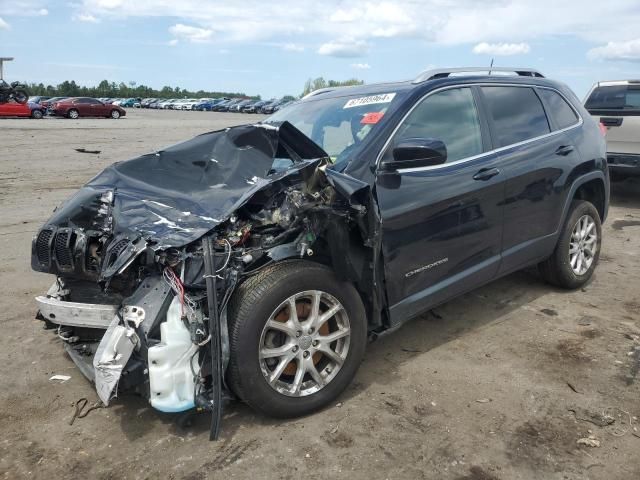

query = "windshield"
[265,91,403,164]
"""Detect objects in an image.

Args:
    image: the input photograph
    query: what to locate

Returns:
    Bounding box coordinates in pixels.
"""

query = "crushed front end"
[31,122,376,436]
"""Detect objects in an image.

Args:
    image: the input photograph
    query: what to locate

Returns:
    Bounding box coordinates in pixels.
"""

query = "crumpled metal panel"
[93,314,138,405]
[39,122,329,251]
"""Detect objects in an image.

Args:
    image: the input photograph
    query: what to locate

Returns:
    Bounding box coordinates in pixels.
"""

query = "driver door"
[375,86,506,326]
[88,99,106,116]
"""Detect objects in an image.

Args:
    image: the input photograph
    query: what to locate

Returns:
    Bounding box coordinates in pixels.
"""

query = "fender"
[555,170,608,236]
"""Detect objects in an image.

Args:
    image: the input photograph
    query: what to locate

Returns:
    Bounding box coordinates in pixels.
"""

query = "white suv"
[585,80,640,177]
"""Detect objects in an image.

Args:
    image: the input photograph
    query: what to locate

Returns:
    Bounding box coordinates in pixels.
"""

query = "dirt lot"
[0,109,639,480]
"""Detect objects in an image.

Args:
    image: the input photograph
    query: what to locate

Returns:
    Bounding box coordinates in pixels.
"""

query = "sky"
[0,0,639,99]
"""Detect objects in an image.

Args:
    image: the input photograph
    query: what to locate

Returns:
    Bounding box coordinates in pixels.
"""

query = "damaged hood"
[43,122,329,249]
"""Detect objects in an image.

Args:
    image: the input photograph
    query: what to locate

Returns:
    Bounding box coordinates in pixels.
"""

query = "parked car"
[40,96,68,111]
[0,101,43,118]
[51,97,126,119]
[242,100,267,113]
[31,67,608,433]
[229,99,252,112]
[212,98,237,112]
[259,99,283,114]
[194,98,226,111]
[157,99,179,109]
[141,98,158,108]
[28,96,51,104]
[120,98,141,108]
[27,101,47,118]
[584,79,640,178]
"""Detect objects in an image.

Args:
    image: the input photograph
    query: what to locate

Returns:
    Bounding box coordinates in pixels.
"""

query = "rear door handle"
[600,117,623,127]
[555,145,575,156]
[473,167,500,181]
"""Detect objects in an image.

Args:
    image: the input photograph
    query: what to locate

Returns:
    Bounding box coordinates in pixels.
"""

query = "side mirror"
[380,138,447,171]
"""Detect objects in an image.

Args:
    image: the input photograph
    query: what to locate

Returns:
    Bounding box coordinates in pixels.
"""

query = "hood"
[41,122,329,250]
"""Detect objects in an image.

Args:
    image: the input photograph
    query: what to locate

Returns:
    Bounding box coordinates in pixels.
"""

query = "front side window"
[538,89,579,130]
[393,87,483,163]
[481,86,550,147]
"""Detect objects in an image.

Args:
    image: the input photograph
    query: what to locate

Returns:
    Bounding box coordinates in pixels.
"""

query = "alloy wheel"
[259,290,351,397]
[569,214,597,275]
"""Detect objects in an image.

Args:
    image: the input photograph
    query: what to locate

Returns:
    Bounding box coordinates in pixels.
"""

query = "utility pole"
[0,57,14,80]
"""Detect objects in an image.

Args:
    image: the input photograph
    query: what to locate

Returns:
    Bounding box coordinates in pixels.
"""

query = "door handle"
[555,145,574,156]
[473,167,500,181]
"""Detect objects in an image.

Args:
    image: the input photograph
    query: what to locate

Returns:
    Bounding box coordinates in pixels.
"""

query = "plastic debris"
[577,435,600,447]
[49,374,71,382]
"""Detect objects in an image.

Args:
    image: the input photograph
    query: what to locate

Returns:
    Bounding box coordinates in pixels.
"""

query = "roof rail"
[413,67,544,84]
[301,87,339,99]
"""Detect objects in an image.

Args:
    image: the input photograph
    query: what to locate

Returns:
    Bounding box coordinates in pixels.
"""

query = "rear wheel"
[67,109,79,119]
[539,200,601,289]
[227,260,367,418]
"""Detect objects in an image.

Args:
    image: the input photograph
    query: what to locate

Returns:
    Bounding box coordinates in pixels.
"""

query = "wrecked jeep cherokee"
[32,67,609,435]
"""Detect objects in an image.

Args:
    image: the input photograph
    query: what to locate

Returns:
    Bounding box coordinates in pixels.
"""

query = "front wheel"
[539,200,602,289]
[227,260,367,418]
[31,109,43,119]
[110,109,120,119]
[67,109,79,119]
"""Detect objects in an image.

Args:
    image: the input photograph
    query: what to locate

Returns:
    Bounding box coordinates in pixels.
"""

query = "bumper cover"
[608,153,640,176]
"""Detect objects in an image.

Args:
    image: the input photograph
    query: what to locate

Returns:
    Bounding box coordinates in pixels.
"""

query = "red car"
[52,97,126,119]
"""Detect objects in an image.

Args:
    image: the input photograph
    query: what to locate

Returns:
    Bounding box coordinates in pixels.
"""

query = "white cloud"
[283,43,304,52]
[588,39,640,62]
[473,42,531,56]
[167,39,178,46]
[73,13,100,23]
[168,23,213,43]
[318,39,369,57]
[0,17,9,30]
[71,0,640,57]
[351,63,371,69]
[0,1,49,17]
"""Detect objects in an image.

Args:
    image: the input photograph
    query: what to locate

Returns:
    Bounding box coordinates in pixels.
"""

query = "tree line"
[22,77,364,100]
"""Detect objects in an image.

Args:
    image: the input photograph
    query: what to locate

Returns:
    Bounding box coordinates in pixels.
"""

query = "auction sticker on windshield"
[343,93,396,109]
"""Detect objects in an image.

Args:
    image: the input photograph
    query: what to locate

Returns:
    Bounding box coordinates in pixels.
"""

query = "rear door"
[375,86,506,325]
[479,85,583,273]
[585,83,640,156]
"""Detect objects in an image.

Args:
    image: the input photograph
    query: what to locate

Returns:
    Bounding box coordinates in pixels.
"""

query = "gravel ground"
[0,109,639,480]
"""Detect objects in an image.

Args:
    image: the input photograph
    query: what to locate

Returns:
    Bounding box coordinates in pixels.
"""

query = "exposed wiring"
[216,239,232,273]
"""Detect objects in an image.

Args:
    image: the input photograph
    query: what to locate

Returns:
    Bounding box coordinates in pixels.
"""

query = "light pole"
[0,57,14,80]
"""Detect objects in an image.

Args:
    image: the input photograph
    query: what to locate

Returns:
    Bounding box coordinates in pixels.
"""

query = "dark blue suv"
[32,67,608,431]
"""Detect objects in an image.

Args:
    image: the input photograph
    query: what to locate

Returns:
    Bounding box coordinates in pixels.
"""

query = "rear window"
[537,89,579,130]
[481,86,550,147]
[585,85,640,111]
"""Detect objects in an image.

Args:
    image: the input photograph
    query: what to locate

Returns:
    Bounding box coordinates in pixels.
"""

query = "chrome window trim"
[376,82,583,174]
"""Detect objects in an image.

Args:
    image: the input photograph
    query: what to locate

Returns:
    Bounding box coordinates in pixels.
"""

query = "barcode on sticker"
[344,93,396,109]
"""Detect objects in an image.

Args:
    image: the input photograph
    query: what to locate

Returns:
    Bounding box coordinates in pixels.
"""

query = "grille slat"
[54,230,73,268]
[36,229,53,267]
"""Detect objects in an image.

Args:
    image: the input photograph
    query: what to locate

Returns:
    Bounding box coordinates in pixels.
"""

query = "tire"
[227,260,367,418]
[539,200,602,289]
[67,109,79,119]
[13,90,28,104]
[31,109,43,119]
[110,109,120,119]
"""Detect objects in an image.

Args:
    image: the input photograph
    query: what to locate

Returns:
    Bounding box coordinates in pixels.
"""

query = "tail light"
[598,122,607,137]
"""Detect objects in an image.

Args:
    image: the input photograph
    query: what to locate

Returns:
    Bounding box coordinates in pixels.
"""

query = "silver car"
[585,80,640,177]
